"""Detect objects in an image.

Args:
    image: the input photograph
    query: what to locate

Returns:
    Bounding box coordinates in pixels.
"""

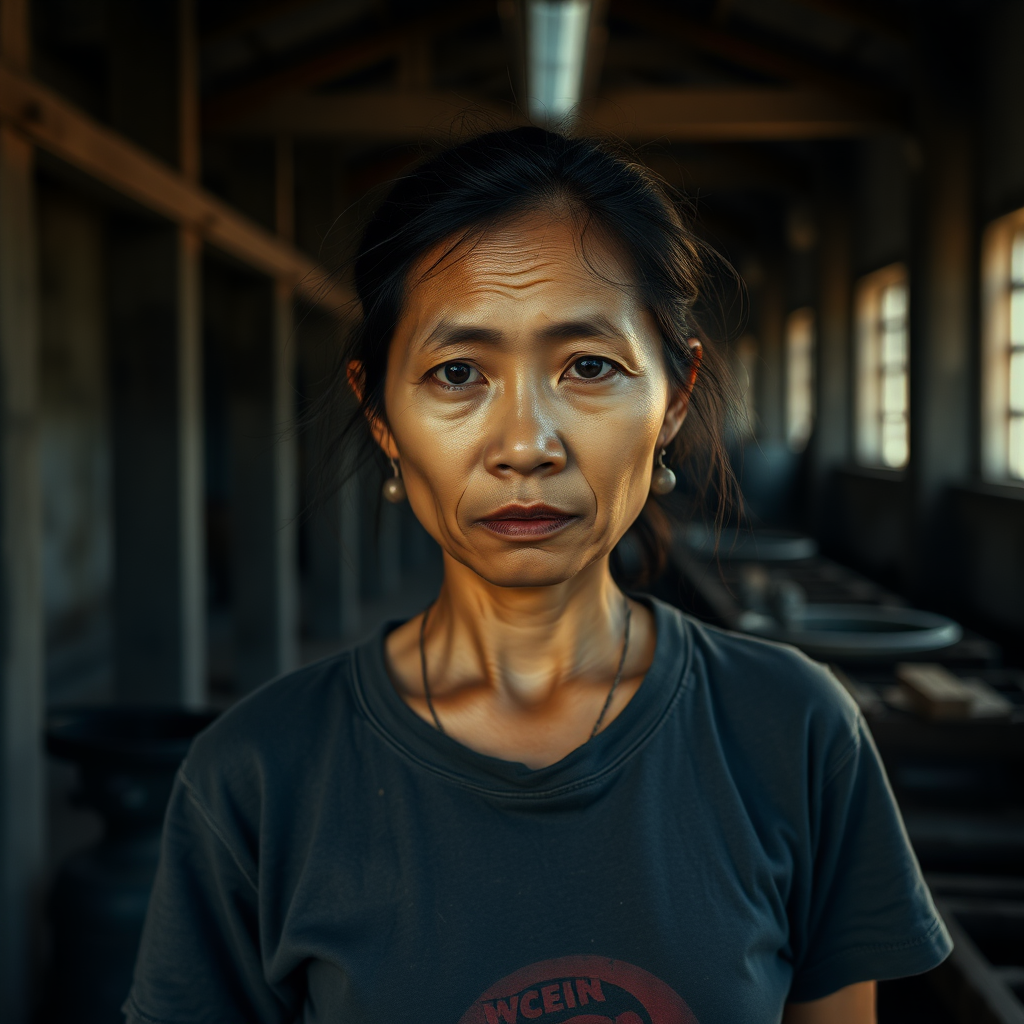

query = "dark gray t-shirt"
[125,598,950,1024]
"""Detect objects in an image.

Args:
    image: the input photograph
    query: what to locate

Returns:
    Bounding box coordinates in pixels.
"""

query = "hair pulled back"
[320,126,740,584]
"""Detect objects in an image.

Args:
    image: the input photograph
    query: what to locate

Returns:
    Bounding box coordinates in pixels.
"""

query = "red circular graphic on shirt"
[458,956,699,1024]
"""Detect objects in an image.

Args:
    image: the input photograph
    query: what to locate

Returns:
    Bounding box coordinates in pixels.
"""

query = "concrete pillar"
[0,0,44,1015]
[908,41,976,600]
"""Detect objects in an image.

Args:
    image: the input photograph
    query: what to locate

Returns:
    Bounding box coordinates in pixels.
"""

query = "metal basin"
[738,603,963,659]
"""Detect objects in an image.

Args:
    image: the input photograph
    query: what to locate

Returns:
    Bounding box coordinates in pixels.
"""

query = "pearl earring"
[382,457,406,503]
[650,448,676,495]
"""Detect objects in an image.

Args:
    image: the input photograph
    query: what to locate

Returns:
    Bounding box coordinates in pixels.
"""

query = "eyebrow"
[420,314,627,354]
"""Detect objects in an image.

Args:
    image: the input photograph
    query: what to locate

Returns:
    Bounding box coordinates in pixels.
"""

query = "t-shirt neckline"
[350,595,693,799]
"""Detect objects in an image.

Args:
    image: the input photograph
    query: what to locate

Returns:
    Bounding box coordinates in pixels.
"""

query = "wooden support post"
[273,280,299,675]
[178,226,205,707]
[0,0,44,1016]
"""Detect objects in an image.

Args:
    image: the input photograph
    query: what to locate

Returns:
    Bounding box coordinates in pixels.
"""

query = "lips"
[478,503,579,539]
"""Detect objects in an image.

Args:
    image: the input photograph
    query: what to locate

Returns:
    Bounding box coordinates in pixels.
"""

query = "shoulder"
[653,599,862,777]
[180,648,361,825]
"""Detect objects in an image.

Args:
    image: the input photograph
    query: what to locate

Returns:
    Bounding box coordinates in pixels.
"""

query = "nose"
[483,377,567,478]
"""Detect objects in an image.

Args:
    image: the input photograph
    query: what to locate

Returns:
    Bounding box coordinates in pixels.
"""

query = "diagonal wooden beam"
[215,86,889,142]
[0,61,350,308]
[203,0,494,130]
[608,0,903,116]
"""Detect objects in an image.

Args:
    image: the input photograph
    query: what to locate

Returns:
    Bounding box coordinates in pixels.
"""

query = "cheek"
[569,388,665,511]
[387,397,482,525]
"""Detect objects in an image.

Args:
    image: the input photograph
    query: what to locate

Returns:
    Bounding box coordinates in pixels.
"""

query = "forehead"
[400,212,639,327]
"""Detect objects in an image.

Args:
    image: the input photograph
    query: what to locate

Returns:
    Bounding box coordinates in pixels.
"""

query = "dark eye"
[433,362,480,386]
[570,357,612,380]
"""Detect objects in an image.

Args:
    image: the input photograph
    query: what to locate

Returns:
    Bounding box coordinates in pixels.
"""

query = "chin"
[462,547,594,589]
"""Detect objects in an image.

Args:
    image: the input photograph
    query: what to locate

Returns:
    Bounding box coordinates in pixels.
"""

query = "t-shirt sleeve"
[788,713,953,1002]
[123,769,294,1024]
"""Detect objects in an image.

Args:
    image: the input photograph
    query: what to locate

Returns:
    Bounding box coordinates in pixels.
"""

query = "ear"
[656,339,702,450]
[347,359,399,459]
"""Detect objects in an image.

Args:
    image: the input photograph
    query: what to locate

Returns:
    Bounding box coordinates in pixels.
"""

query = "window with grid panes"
[854,264,909,469]
[877,281,910,468]
[1009,231,1024,479]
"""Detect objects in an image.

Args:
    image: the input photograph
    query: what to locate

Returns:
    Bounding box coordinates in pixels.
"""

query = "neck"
[425,554,630,706]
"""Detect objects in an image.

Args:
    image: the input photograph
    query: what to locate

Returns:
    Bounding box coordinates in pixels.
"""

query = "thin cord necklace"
[418,601,633,741]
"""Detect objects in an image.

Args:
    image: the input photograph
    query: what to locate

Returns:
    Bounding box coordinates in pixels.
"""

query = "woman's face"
[371,210,693,589]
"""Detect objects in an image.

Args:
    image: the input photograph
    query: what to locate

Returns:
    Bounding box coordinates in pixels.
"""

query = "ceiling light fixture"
[526,0,592,127]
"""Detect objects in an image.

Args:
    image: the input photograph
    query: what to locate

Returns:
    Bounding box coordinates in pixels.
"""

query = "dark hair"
[317,126,741,585]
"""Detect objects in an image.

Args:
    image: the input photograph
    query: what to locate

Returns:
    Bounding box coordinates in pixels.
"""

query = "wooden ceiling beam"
[203,0,494,130]
[0,61,350,309]
[215,86,889,142]
[607,0,900,113]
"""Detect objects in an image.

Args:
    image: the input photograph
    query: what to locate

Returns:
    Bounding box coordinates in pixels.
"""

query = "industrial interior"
[0,0,1022,1021]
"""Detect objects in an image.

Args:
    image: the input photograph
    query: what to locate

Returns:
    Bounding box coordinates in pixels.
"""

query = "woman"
[125,128,950,1024]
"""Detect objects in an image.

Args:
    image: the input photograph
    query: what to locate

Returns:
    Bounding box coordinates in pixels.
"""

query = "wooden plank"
[178,225,206,708]
[218,86,883,141]
[0,61,351,309]
[179,1,205,708]
[895,663,1014,721]
[896,662,976,720]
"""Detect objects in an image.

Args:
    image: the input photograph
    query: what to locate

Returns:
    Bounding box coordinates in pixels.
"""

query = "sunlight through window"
[855,264,909,469]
